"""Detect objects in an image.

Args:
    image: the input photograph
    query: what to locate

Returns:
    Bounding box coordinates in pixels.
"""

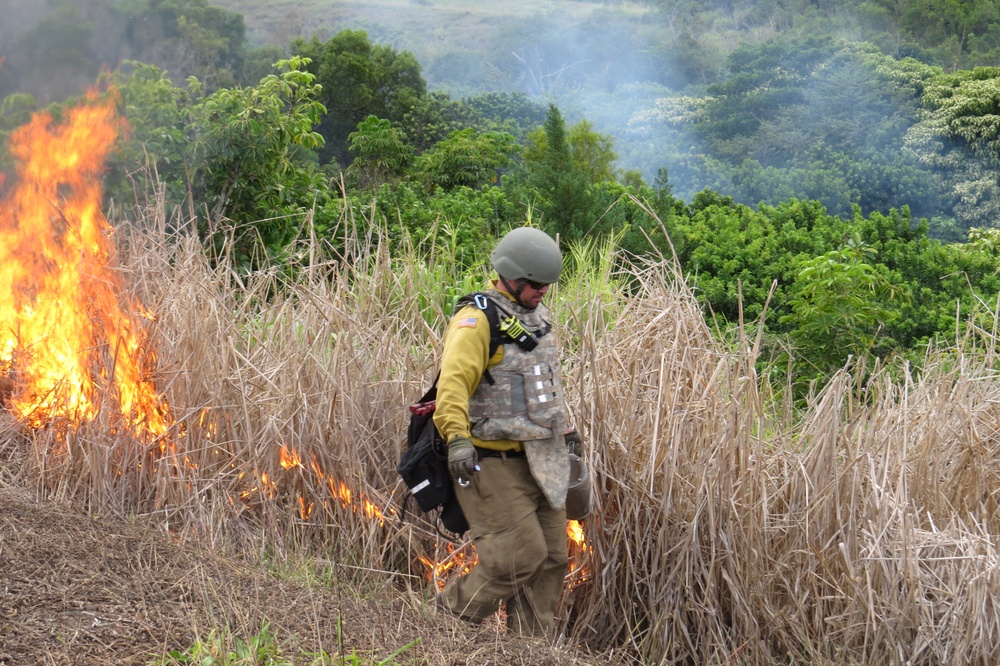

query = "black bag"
[397,382,469,534]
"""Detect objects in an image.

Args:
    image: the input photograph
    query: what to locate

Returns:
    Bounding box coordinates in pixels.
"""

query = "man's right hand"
[565,429,583,457]
[447,437,479,484]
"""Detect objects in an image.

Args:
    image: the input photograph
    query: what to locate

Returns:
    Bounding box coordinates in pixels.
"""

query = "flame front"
[278,444,386,524]
[275,442,591,590]
[0,92,169,436]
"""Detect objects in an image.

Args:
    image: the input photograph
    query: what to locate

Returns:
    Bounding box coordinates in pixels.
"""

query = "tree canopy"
[4,1,1000,390]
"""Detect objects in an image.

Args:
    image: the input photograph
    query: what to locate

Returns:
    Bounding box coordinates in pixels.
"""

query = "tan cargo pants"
[439,455,568,637]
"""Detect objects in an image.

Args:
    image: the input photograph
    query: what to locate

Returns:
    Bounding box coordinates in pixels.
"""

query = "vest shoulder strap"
[456,292,507,385]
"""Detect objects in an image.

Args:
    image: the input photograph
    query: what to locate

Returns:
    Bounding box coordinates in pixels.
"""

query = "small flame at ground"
[0,91,170,438]
[275,443,591,591]
[420,519,592,592]
[277,444,387,525]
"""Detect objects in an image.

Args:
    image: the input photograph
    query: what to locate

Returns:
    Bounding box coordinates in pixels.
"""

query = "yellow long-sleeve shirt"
[432,287,524,452]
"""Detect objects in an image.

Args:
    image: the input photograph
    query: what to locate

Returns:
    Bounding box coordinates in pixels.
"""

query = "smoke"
[320,1,696,185]
[0,1,116,102]
[485,6,703,188]
[0,1,48,50]
[0,0,246,103]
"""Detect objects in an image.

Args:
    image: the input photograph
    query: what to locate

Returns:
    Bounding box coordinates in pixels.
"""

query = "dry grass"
[564,255,1000,664]
[0,211,604,664]
[5,201,1000,665]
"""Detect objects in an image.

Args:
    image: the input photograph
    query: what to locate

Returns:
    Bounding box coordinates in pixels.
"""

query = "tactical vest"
[468,291,568,442]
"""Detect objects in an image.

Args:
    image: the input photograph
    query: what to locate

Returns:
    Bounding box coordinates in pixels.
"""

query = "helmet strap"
[499,276,528,307]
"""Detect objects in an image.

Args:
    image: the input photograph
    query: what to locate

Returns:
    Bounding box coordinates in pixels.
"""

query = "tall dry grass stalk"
[565,254,1000,664]
[8,199,1000,665]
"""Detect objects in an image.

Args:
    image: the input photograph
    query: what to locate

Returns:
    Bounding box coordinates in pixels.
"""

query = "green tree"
[102,61,191,208]
[344,181,513,267]
[670,195,841,325]
[905,67,1000,231]
[185,57,326,235]
[568,120,619,184]
[396,91,546,154]
[292,30,425,166]
[398,91,482,153]
[697,36,839,157]
[666,191,1000,371]
[347,115,412,189]
[121,0,246,88]
[686,40,952,221]
[238,45,291,86]
[526,104,594,243]
[780,238,902,379]
[897,0,1000,69]
[104,56,331,271]
[524,118,619,186]
[463,92,548,143]
[413,128,520,192]
[587,180,673,259]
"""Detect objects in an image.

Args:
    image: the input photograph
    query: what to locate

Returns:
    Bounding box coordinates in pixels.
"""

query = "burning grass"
[5,96,1000,665]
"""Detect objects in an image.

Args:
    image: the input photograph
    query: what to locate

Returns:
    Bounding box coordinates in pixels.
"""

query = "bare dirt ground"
[0,484,599,665]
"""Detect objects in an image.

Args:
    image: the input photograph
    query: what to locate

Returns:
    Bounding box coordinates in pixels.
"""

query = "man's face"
[517,279,550,310]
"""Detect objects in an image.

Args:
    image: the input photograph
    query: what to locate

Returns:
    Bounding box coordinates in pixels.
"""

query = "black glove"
[565,429,583,457]
[448,437,478,485]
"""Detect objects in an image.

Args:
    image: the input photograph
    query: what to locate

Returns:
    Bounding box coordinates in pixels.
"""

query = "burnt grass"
[0,484,600,665]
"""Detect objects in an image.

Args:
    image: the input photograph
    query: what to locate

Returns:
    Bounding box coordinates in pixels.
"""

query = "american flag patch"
[457,317,479,328]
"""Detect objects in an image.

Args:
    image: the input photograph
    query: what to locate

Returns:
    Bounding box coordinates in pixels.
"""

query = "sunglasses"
[521,278,551,290]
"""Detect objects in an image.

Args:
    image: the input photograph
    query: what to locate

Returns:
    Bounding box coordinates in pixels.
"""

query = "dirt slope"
[0,485,598,665]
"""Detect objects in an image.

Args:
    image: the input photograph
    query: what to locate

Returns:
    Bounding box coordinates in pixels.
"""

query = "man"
[433,226,582,637]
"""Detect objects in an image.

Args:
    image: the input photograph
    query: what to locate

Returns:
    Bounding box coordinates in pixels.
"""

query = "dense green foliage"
[6,0,1000,391]
[104,58,328,270]
[669,193,1000,384]
[291,31,426,166]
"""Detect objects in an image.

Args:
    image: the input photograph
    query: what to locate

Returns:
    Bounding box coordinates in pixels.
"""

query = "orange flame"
[568,519,585,544]
[420,541,478,592]
[239,447,585,600]
[565,519,592,589]
[277,444,388,525]
[419,519,592,592]
[0,91,170,437]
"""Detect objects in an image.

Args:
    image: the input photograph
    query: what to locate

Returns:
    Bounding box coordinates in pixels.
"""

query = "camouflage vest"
[468,290,570,509]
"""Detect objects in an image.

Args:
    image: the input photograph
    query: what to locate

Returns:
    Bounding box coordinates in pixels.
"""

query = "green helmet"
[491,227,562,284]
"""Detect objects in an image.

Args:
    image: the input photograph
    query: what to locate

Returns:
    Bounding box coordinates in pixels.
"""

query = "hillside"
[214,0,676,187]
[213,0,633,53]
[214,0,664,94]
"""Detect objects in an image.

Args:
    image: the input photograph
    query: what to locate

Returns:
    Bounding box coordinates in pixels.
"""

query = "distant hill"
[213,0,667,95]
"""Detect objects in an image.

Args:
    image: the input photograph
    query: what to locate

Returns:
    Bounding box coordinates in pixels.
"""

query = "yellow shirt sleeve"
[432,305,493,444]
